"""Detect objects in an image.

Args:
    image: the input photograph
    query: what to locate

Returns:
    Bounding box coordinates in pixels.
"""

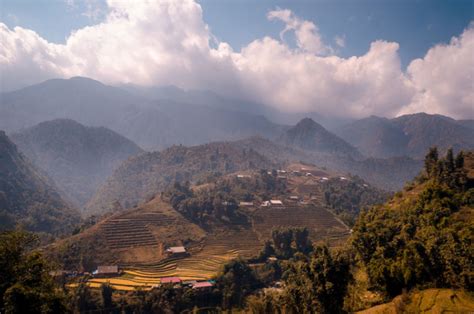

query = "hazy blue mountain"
[280,118,362,159]
[336,113,474,158]
[0,131,80,235]
[11,119,144,207]
[0,77,285,150]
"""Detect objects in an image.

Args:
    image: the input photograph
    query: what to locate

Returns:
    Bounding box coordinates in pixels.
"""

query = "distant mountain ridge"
[0,131,80,235]
[11,119,144,207]
[0,77,285,150]
[336,113,474,159]
[280,118,362,159]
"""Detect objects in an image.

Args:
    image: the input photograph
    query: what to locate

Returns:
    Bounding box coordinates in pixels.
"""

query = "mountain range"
[2,77,472,160]
[335,114,474,159]
[1,77,473,218]
[0,77,285,150]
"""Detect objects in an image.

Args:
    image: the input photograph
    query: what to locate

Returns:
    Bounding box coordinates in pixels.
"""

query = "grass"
[357,289,474,313]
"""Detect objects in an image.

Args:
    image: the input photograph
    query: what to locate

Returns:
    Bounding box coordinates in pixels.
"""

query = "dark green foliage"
[164,171,287,227]
[101,283,114,310]
[70,282,99,313]
[216,259,262,309]
[259,227,313,260]
[352,148,473,298]
[0,231,67,313]
[280,245,352,313]
[322,176,390,226]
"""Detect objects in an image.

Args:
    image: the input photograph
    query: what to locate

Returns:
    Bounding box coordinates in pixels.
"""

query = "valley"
[51,164,355,291]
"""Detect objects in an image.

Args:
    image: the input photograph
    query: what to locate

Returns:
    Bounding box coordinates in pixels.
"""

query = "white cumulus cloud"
[0,0,472,119]
[400,23,474,119]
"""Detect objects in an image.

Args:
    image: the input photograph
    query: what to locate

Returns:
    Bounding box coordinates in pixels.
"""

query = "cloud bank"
[0,0,472,119]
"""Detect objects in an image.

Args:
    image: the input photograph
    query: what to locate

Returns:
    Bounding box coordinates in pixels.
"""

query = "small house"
[239,201,254,207]
[94,265,119,277]
[192,281,214,289]
[237,174,251,179]
[270,200,283,206]
[166,246,188,258]
[288,196,299,201]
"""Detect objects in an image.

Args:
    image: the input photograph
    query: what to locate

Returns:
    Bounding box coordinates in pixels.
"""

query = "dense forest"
[352,148,473,297]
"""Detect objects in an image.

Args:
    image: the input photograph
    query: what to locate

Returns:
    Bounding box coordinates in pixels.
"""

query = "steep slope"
[0,77,285,150]
[335,116,409,158]
[352,149,473,298]
[337,113,474,159]
[393,113,474,158]
[280,118,362,159]
[0,131,80,235]
[357,289,474,314]
[85,141,276,215]
[10,119,144,207]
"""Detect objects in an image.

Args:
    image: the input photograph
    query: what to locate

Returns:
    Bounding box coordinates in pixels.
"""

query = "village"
[63,163,353,292]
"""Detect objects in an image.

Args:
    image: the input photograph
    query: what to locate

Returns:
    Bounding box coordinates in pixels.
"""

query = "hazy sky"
[1,0,473,118]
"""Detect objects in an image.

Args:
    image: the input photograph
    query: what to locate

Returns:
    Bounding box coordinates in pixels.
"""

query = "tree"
[293,227,313,254]
[282,245,351,313]
[424,147,439,178]
[271,229,293,259]
[216,259,261,309]
[101,283,114,311]
[0,231,67,313]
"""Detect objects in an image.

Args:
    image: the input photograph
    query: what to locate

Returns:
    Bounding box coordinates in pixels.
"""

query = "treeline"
[163,170,288,227]
[321,176,390,226]
[352,148,473,297]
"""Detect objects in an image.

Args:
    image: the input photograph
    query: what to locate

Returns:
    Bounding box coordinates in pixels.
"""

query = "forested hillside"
[352,148,473,298]
[11,119,143,207]
[0,131,80,235]
[85,142,276,215]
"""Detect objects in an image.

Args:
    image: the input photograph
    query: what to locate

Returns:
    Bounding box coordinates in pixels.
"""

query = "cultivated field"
[251,204,350,244]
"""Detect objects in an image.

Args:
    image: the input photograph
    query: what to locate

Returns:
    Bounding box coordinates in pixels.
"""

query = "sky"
[1,0,473,119]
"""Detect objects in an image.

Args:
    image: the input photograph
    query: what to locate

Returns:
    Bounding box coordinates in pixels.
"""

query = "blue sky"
[1,0,472,67]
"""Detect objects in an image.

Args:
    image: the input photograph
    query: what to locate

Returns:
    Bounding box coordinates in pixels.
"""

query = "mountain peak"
[294,117,323,129]
[280,118,361,158]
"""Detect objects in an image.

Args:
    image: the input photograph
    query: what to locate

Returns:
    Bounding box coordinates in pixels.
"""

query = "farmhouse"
[236,174,252,178]
[192,281,214,289]
[166,246,188,257]
[93,265,119,277]
[262,200,283,207]
[239,201,254,207]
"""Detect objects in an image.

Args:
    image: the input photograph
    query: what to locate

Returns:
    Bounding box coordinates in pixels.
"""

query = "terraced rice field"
[101,213,180,249]
[84,230,262,291]
[251,204,349,242]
